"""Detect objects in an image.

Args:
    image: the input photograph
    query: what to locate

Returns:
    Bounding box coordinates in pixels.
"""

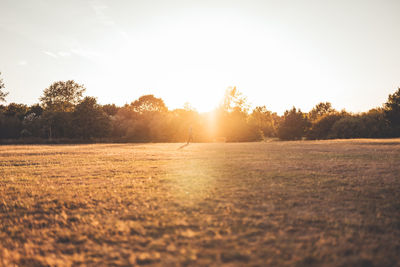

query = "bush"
[330,116,366,139]
[306,113,344,140]
[277,107,309,140]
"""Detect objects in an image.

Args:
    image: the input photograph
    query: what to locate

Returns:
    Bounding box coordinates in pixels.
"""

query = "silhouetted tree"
[277,107,309,140]
[119,95,169,141]
[0,72,9,102]
[0,115,22,138]
[72,97,111,139]
[384,87,400,136]
[2,77,399,142]
[27,104,43,117]
[40,80,86,112]
[39,80,85,139]
[330,116,366,139]
[41,111,72,139]
[102,104,119,116]
[4,103,28,120]
[361,108,391,138]
[306,113,345,140]
[308,102,336,121]
[22,112,43,137]
[249,106,279,138]
[0,103,28,138]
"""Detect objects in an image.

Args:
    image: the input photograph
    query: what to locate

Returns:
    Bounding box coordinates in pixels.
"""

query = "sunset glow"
[1,2,400,265]
[1,1,400,113]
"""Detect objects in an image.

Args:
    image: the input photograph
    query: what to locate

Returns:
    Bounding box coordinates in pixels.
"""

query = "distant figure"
[187,125,193,144]
[178,126,193,150]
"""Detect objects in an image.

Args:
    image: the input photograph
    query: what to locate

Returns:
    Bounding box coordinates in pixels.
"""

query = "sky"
[0,0,399,114]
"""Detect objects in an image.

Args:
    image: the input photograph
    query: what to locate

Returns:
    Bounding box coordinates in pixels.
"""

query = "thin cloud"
[89,0,131,42]
[43,51,58,59]
[58,51,72,57]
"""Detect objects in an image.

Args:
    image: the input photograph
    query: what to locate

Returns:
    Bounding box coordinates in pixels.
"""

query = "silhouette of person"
[187,125,193,144]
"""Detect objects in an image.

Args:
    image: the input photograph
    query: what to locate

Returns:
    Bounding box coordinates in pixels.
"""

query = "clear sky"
[1,0,399,114]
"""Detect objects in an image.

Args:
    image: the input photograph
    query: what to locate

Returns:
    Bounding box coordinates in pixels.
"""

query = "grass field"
[1,140,400,266]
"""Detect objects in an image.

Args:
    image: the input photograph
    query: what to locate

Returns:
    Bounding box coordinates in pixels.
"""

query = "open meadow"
[1,140,400,266]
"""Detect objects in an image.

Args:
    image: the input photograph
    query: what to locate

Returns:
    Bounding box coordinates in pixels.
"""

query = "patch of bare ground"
[0,139,399,266]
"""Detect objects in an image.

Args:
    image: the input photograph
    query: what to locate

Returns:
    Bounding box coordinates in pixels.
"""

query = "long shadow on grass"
[178,143,190,150]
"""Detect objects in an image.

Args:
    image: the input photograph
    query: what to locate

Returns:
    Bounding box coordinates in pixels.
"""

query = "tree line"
[0,74,399,143]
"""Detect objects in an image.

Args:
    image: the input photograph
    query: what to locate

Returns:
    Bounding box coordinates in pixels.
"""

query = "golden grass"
[1,139,400,266]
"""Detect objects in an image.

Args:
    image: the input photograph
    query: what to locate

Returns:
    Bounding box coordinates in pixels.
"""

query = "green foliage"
[27,104,44,117]
[72,97,111,139]
[384,87,400,136]
[306,113,345,140]
[248,106,279,138]
[361,109,391,138]
[277,107,309,140]
[308,102,335,122]
[102,104,119,116]
[330,116,366,139]
[0,114,22,138]
[3,103,28,120]
[116,95,169,142]
[0,103,28,139]
[40,80,86,112]
[1,80,399,142]
[329,109,391,139]
[0,72,9,102]
[41,111,73,139]
[22,112,44,138]
[20,128,32,138]
[131,95,167,114]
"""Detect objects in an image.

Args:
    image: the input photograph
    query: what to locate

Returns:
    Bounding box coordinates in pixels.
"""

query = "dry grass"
[1,139,400,266]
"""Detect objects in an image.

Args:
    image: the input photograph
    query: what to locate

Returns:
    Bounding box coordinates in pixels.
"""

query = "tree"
[330,116,366,139]
[131,95,167,114]
[306,113,344,140]
[222,86,249,113]
[102,104,119,116]
[169,108,200,142]
[277,107,309,140]
[4,103,28,120]
[249,106,279,138]
[0,115,22,139]
[384,88,400,136]
[22,112,43,138]
[213,87,255,141]
[308,102,335,121]
[27,104,43,117]
[72,97,111,139]
[41,111,72,139]
[0,72,9,102]
[122,95,168,141]
[40,80,86,112]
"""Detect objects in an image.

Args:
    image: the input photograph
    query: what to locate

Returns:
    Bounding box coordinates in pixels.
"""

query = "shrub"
[277,107,309,140]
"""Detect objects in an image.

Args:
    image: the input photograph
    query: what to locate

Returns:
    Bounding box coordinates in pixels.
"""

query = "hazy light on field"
[1,0,400,113]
